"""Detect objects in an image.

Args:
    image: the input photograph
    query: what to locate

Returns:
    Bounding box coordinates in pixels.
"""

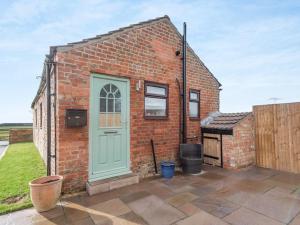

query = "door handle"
[104,130,118,134]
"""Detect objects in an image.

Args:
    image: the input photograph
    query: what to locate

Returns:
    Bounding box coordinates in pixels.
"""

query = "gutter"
[182,22,187,143]
[45,57,51,176]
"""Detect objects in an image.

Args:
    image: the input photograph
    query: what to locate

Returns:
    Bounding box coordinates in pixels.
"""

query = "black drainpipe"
[53,61,57,174]
[182,22,187,143]
[46,58,51,176]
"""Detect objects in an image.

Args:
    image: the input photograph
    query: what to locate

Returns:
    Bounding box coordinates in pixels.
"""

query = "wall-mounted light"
[136,80,142,91]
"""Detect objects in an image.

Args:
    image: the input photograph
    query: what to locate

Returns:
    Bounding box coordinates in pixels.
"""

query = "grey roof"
[201,112,251,130]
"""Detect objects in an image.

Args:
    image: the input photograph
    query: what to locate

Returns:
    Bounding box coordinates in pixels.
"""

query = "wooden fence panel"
[254,102,300,173]
[203,134,221,167]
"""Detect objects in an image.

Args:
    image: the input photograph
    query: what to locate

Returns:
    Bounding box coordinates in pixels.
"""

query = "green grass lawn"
[0,142,46,215]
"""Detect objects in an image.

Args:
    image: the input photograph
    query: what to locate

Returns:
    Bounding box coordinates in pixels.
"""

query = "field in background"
[0,123,32,141]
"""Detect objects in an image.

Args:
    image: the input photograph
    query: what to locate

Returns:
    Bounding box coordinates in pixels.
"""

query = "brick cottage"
[32,15,223,193]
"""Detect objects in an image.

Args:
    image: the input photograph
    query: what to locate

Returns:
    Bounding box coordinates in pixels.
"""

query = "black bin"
[180,143,203,174]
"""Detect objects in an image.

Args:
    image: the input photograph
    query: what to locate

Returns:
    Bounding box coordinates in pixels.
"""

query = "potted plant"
[29,175,63,212]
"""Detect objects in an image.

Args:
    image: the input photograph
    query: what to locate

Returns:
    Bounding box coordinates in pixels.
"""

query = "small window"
[40,103,43,128]
[189,90,200,119]
[144,82,168,119]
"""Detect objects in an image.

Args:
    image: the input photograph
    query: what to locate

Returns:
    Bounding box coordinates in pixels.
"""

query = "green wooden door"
[89,74,130,181]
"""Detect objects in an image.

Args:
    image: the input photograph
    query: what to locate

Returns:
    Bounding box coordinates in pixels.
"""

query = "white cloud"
[0,0,55,25]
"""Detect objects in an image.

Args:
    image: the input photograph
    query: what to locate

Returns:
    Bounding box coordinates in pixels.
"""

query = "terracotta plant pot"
[29,175,63,212]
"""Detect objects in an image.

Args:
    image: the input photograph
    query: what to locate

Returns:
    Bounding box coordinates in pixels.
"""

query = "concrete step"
[86,173,139,196]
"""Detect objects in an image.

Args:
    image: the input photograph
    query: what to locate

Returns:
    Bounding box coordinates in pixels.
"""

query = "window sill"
[189,117,200,121]
[144,116,169,120]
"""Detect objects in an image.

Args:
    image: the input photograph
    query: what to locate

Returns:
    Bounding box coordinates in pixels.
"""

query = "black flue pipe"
[182,22,187,143]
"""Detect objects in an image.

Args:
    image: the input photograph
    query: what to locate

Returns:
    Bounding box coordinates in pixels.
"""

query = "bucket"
[161,161,175,179]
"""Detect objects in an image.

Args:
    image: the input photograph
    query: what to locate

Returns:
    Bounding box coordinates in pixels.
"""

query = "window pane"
[100,88,107,97]
[145,97,166,117]
[107,113,114,127]
[190,92,199,101]
[108,99,114,112]
[115,90,121,98]
[103,84,110,92]
[115,98,121,112]
[146,85,166,96]
[100,98,106,112]
[99,113,106,127]
[114,113,121,127]
[111,84,117,93]
[189,102,199,117]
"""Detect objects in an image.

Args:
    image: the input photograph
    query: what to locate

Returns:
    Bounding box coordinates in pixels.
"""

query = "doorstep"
[86,173,139,196]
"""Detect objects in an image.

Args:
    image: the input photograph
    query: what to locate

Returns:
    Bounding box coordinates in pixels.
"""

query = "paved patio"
[1,165,300,225]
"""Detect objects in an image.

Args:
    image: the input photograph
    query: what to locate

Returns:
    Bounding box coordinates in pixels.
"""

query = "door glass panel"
[99,83,122,128]
[100,98,106,112]
[108,99,114,112]
[115,90,121,98]
[115,99,121,112]
[100,88,107,97]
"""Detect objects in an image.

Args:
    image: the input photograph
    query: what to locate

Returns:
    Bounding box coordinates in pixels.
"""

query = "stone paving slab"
[289,213,300,225]
[224,207,284,225]
[119,212,149,225]
[265,186,297,199]
[225,191,256,206]
[177,202,201,216]
[90,198,131,216]
[269,173,300,186]
[243,193,300,224]
[229,166,277,181]
[192,195,240,218]
[2,166,300,225]
[166,192,198,207]
[175,210,229,225]
[120,191,152,204]
[128,195,185,225]
[230,179,274,193]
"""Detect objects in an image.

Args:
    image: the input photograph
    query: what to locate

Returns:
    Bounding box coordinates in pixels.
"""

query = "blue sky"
[0,0,299,123]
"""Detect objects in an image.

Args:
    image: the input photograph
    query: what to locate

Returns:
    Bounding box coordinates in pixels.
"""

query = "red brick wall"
[32,71,56,175]
[223,114,255,169]
[33,89,47,162]
[43,18,219,192]
[9,129,33,144]
[222,135,235,168]
[233,114,255,168]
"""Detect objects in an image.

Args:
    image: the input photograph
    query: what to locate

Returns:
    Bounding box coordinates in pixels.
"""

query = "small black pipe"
[53,61,57,174]
[150,139,158,174]
[182,22,187,143]
[176,78,183,144]
[46,59,51,176]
